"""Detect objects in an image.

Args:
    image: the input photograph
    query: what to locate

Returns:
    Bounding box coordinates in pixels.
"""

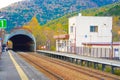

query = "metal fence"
[67,46,120,60]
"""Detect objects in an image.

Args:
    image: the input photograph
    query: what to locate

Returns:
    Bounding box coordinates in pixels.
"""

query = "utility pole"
[0,29,2,59]
[0,18,7,58]
[111,29,113,59]
[74,26,76,54]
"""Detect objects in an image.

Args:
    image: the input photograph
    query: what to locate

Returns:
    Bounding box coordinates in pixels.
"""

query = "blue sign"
[85,35,87,38]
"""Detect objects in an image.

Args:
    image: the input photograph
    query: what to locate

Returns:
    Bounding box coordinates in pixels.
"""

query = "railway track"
[19,53,63,80]
[19,52,120,80]
[29,53,120,80]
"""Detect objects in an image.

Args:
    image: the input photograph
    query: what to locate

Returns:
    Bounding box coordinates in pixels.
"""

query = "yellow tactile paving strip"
[8,51,28,80]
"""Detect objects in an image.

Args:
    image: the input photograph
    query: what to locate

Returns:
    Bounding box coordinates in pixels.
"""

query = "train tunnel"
[5,29,36,52]
[8,34,34,51]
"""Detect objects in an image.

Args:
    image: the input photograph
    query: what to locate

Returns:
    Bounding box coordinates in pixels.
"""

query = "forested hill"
[43,1,120,41]
[0,0,119,32]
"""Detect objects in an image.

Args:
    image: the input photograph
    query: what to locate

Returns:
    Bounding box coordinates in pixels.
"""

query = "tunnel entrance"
[8,34,34,51]
[5,29,36,52]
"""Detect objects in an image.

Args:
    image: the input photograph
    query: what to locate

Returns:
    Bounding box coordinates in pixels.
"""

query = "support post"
[87,61,89,67]
[80,60,83,66]
[111,66,115,74]
[76,59,78,64]
[102,64,106,71]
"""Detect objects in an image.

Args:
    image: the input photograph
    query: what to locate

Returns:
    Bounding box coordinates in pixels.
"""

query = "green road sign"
[0,19,7,28]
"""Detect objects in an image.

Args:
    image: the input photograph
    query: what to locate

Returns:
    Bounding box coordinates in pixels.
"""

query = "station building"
[54,13,120,58]
[69,13,112,49]
[53,34,69,52]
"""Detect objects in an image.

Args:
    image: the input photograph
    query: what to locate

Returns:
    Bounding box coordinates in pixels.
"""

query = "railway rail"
[18,52,120,80]
[29,53,120,80]
[19,53,63,80]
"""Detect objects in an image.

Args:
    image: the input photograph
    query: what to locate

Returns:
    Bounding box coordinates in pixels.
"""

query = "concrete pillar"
[58,55,59,59]
[69,58,71,62]
[67,57,70,62]
[54,54,56,58]
[94,62,98,69]
[89,62,92,67]
[63,56,66,60]
[111,66,115,74]
[61,56,63,60]
[72,58,74,63]
[56,55,58,59]
[87,61,90,67]
[49,53,51,57]
[51,54,53,58]
[55,55,57,58]
[70,58,73,63]
[76,59,79,64]
[52,54,54,58]
[45,53,47,56]
[61,56,63,59]
[60,56,62,59]
[64,56,66,61]
[59,55,61,59]
[80,60,83,66]
[102,64,106,71]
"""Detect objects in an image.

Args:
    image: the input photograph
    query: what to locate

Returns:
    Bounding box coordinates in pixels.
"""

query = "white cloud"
[0,0,23,9]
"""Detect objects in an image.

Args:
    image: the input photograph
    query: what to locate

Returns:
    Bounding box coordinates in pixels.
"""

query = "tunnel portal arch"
[6,29,36,52]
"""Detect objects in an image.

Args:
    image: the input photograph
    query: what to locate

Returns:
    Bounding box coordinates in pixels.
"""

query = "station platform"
[37,50,120,67]
[37,50,120,74]
[0,51,49,80]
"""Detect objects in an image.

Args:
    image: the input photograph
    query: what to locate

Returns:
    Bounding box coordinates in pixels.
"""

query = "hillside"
[81,2,120,28]
[43,2,120,41]
[0,0,119,32]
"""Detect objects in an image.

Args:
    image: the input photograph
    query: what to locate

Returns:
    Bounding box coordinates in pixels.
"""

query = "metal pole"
[74,26,76,54]
[119,36,120,60]
[0,29,1,58]
[111,30,113,59]
[117,31,120,60]
[57,30,60,52]
[58,37,59,52]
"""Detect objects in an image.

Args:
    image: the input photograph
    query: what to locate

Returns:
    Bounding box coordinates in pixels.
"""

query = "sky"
[0,0,23,9]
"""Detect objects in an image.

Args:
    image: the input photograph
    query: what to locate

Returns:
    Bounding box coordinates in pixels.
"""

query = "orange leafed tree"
[22,16,56,50]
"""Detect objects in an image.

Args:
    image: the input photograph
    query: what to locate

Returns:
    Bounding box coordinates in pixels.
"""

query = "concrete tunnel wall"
[4,29,36,51]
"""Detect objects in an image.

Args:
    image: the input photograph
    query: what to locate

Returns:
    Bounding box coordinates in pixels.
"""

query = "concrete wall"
[4,29,36,51]
[69,14,112,47]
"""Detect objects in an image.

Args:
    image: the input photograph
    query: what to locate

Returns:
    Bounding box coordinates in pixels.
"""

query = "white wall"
[69,17,77,46]
[56,39,68,52]
[69,15,112,47]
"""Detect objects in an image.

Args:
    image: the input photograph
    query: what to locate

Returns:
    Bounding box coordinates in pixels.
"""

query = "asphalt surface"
[0,52,20,80]
[0,51,49,80]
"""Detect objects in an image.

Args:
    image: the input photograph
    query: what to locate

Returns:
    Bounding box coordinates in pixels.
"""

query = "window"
[70,26,73,33]
[90,26,98,32]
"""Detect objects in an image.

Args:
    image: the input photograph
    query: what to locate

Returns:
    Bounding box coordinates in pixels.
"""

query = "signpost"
[0,19,7,28]
[0,19,7,56]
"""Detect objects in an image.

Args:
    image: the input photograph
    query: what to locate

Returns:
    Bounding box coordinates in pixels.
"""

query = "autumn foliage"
[22,16,56,50]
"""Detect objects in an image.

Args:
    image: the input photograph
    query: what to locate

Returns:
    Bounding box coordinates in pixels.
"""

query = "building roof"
[53,34,69,39]
[69,13,112,20]
[82,42,120,46]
